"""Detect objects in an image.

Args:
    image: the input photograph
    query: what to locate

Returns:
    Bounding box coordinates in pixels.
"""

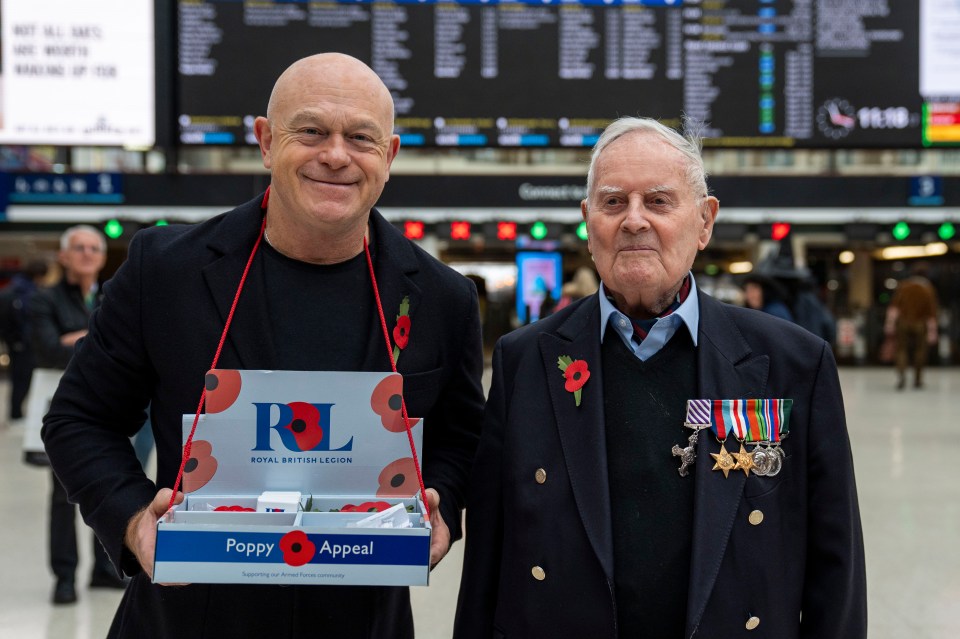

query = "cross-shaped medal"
[671,422,710,477]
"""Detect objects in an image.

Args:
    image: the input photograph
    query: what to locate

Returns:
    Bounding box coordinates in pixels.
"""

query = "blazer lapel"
[685,294,769,637]
[201,200,277,370]
[360,210,422,373]
[538,296,615,581]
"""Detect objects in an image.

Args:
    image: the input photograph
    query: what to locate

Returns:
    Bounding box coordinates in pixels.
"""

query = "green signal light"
[155,219,169,226]
[104,219,124,239]
[530,221,548,240]
[891,221,911,241]
[705,264,720,276]
[938,222,956,241]
[576,221,588,241]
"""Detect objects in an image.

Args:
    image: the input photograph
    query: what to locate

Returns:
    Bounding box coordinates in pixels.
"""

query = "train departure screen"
[177,0,958,148]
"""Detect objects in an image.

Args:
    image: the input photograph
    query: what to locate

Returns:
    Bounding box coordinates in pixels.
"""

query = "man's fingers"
[150,488,184,517]
[126,489,185,580]
[425,488,440,512]
[424,488,451,569]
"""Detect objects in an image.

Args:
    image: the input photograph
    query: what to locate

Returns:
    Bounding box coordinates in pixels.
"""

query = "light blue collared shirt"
[598,273,701,361]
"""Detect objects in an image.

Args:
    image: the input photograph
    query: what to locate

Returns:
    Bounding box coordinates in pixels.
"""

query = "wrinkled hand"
[125,488,183,581]
[425,488,451,569]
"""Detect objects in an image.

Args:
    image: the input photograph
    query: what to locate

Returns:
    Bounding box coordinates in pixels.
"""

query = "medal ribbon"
[692,398,792,442]
[686,398,711,425]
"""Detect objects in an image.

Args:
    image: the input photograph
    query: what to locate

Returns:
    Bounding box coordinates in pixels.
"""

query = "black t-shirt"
[260,241,375,371]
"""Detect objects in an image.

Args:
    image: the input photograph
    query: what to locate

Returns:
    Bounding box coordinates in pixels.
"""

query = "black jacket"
[30,278,100,369]
[455,291,866,639]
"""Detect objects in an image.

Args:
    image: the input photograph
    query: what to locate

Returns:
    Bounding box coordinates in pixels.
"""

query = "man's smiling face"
[255,55,400,236]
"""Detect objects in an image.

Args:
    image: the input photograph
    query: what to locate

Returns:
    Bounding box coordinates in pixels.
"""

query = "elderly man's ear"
[698,196,720,249]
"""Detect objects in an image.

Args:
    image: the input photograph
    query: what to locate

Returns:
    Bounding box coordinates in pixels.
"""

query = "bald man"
[42,54,485,638]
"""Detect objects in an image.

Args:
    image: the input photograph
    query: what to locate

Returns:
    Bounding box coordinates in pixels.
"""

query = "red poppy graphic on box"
[377,457,419,496]
[370,374,421,433]
[280,402,325,451]
[182,440,218,493]
[205,370,241,413]
[279,530,315,567]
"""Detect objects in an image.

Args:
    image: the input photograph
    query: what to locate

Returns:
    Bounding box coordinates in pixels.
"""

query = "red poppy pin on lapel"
[557,355,590,407]
[393,296,411,364]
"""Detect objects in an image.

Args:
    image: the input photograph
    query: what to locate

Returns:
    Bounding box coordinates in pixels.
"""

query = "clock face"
[816,98,857,139]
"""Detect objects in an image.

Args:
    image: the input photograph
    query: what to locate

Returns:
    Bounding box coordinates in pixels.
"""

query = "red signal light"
[496,221,518,241]
[403,220,425,240]
[450,221,472,240]
[771,222,791,241]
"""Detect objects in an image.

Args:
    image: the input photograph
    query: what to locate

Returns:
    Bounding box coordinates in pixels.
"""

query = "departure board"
[176,0,955,149]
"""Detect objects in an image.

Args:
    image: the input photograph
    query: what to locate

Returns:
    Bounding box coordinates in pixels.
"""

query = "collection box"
[153,370,431,586]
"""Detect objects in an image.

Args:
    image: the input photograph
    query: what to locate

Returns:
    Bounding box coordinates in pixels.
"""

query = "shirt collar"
[598,274,700,347]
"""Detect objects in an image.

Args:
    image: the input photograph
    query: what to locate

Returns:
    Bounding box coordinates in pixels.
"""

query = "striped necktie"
[630,276,691,345]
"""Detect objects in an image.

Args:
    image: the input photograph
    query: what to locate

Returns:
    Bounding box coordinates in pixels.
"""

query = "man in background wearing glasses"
[30,225,127,604]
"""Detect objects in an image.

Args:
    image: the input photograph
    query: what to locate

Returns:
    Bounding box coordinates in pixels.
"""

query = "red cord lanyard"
[168,203,430,520]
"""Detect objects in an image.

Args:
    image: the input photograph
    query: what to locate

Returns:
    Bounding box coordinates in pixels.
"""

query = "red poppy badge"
[393,296,411,364]
[557,355,590,407]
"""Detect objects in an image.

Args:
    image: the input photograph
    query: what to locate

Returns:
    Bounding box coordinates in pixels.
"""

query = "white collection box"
[153,370,431,586]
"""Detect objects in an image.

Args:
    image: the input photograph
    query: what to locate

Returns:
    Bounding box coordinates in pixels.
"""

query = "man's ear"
[581,199,594,255]
[253,117,273,170]
[384,134,401,181]
[698,196,719,250]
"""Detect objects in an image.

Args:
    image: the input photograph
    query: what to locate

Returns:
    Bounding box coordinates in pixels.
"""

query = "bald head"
[266,53,394,130]
[252,52,402,264]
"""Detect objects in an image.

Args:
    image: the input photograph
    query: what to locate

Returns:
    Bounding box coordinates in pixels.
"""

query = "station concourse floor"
[0,366,958,639]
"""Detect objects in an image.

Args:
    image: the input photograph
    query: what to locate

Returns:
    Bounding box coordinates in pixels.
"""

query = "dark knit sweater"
[602,329,697,638]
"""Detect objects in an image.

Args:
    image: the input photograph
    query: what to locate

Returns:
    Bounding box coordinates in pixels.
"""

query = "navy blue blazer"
[455,292,866,639]
[42,195,485,638]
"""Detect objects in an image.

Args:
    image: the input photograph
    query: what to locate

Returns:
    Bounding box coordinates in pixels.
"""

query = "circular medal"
[766,448,783,476]
[750,446,770,476]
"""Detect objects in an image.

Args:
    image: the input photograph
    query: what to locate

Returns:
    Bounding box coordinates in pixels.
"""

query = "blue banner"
[156,530,429,566]
[2,173,124,205]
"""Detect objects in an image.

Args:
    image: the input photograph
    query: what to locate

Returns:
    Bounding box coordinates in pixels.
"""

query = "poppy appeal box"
[152,369,431,586]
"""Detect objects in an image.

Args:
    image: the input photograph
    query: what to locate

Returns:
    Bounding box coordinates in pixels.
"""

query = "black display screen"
[177,0,954,148]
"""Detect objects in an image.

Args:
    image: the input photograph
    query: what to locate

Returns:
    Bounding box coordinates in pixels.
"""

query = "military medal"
[705,398,793,478]
[755,442,786,477]
[751,444,773,476]
[710,440,736,478]
[672,423,709,477]
[672,400,712,476]
[732,443,755,476]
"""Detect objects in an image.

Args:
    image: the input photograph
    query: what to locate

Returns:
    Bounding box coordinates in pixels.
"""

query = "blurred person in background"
[789,276,836,345]
[885,262,939,390]
[555,266,600,313]
[0,258,48,425]
[741,273,795,322]
[29,225,126,604]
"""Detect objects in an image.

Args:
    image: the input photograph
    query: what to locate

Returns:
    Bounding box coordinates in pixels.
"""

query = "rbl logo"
[251,402,354,452]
